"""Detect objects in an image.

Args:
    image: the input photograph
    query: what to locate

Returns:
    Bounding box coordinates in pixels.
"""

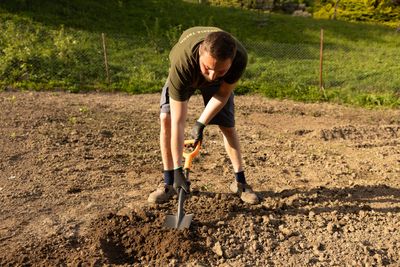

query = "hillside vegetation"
[314,0,400,28]
[207,0,400,28]
[0,0,399,107]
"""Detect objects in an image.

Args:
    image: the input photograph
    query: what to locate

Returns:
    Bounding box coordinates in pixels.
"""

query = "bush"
[313,0,400,27]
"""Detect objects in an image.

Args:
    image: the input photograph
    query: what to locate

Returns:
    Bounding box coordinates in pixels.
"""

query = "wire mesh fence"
[1,22,399,98]
[243,40,321,88]
[243,36,400,95]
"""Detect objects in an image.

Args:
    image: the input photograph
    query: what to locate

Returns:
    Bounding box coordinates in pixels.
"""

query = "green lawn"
[0,0,399,107]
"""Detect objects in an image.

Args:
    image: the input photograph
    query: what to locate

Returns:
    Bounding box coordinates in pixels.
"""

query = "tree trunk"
[333,0,340,20]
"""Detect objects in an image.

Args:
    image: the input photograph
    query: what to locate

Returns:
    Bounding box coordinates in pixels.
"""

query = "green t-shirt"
[168,26,247,101]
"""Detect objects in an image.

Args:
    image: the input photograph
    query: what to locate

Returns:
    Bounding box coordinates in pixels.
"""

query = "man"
[148,26,259,205]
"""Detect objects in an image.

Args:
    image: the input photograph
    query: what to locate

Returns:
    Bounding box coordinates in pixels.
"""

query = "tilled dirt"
[0,91,399,266]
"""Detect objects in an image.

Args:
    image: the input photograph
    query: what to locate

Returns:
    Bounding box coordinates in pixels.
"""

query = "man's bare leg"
[148,112,174,203]
[219,126,243,173]
[219,125,259,204]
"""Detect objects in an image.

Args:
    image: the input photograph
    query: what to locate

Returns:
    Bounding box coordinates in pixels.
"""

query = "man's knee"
[219,126,238,141]
[219,125,235,135]
[160,112,171,128]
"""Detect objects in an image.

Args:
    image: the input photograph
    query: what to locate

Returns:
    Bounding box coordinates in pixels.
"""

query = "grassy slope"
[0,0,399,107]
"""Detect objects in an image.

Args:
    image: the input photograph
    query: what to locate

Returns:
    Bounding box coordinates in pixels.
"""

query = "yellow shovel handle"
[182,139,201,170]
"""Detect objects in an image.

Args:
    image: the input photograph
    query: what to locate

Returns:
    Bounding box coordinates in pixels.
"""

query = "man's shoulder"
[169,27,213,65]
[177,26,221,45]
[235,40,247,61]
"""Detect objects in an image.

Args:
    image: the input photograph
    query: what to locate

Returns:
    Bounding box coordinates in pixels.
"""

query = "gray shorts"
[160,80,235,128]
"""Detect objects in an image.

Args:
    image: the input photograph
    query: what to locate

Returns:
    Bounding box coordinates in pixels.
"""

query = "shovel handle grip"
[183,139,201,170]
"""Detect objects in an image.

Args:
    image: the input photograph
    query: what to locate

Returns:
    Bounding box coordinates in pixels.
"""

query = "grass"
[0,0,399,108]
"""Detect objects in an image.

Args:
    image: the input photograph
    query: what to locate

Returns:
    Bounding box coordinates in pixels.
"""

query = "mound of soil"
[1,91,399,266]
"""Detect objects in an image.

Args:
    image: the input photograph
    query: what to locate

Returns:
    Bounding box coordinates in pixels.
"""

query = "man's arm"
[170,98,188,168]
[198,81,237,125]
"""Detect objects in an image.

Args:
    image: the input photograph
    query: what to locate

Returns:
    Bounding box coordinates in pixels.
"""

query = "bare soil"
[1,91,399,266]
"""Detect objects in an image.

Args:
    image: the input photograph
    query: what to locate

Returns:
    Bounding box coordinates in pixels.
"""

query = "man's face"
[199,50,232,82]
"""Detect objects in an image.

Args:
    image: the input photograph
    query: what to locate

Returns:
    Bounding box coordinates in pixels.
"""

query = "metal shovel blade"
[164,188,193,229]
[164,213,193,230]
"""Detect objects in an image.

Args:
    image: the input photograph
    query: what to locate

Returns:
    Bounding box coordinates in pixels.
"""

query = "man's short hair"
[200,31,237,61]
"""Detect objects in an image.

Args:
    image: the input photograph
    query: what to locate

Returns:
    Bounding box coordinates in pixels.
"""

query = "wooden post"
[319,28,324,91]
[102,33,110,85]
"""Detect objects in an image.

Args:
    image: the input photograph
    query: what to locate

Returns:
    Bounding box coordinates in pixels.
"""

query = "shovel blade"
[164,213,193,230]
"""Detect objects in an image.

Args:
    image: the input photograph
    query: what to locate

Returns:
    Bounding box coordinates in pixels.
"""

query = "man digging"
[148,26,259,205]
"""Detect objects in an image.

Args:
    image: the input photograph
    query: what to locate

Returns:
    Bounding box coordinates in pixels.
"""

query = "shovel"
[164,139,201,230]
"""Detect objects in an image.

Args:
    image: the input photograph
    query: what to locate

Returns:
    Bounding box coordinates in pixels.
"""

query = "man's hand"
[173,167,190,193]
[191,121,206,145]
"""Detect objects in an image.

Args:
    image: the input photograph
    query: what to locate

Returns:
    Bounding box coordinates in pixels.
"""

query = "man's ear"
[199,42,205,56]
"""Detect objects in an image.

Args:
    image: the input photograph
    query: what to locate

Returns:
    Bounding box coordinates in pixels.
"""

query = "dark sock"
[163,170,174,185]
[235,171,246,184]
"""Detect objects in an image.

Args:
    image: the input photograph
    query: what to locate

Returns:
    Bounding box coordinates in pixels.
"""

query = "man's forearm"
[198,95,229,125]
[198,81,236,124]
[171,116,185,168]
[170,98,188,168]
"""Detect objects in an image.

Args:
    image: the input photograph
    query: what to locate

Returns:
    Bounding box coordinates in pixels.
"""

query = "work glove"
[173,167,190,193]
[191,121,206,146]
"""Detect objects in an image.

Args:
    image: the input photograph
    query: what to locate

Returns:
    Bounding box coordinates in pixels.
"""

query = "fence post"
[102,33,110,85]
[319,28,324,92]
